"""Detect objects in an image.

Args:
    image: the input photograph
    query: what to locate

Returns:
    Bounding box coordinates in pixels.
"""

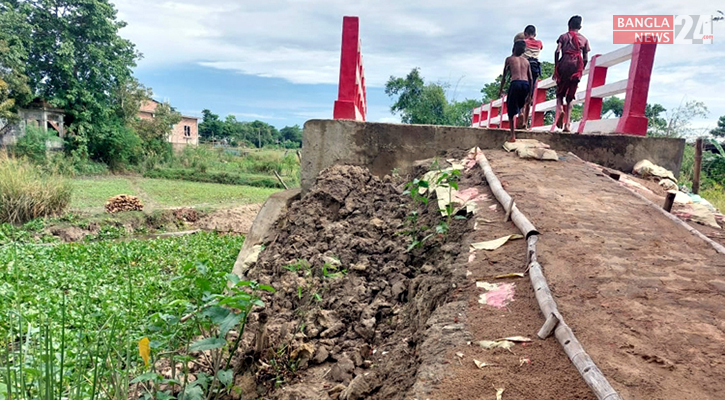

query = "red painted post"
[616,43,656,136]
[333,16,366,121]
[530,82,547,128]
[480,104,488,127]
[472,106,480,126]
[500,98,509,129]
[578,54,607,133]
[487,101,497,128]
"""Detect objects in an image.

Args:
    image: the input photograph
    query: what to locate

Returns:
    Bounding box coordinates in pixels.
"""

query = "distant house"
[0,99,65,149]
[139,99,198,151]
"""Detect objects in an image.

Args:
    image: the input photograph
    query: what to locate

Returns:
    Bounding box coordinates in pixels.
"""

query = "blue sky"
[117,0,724,131]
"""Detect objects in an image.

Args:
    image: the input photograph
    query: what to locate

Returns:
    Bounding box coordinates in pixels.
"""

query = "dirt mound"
[240,165,469,399]
[198,204,261,234]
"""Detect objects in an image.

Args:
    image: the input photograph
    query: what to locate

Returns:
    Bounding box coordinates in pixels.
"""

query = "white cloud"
[115,0,725,121]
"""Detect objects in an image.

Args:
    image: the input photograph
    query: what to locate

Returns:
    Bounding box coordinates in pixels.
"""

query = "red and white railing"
[333,16,367,121]
[471,43,657,135]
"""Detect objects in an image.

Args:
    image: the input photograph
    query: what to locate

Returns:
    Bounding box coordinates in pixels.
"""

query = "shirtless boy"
[498,41,533,142]
[554,15,590,132]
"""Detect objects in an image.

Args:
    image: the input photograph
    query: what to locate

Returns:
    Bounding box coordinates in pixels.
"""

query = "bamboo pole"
[274,170,289,190]
[693,138,703,195]
[476,154,539,238]
[478,152,623,400]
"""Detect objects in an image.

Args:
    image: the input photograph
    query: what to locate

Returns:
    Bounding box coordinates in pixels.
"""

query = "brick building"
[139,99,198,151]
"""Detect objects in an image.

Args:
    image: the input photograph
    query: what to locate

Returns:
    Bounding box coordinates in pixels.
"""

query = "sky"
[114,0,724,132]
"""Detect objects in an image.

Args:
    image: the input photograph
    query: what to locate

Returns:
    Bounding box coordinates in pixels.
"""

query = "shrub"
[0,154,73,224]
[143,168,283,188]
[13,125,51,163]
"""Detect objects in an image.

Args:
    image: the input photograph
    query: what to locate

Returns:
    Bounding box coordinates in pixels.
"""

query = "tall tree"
[386,68,478,126]
[0,4,32,122]
[280,125,302,147]
[198,109,224,139]
[5,0,139,136]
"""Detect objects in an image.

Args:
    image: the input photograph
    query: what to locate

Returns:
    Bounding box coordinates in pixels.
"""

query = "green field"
[0,232,245,398]
[70,176,279,211]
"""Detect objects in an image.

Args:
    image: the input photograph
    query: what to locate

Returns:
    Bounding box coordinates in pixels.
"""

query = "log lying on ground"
[566,152,725,256]
[476,154,539,238]
[477,151,623,400]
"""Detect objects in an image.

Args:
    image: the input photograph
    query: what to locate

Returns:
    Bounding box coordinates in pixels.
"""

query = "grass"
[71,177,137,209]
[0,232,245,399]
[69,176,279,211]
[701,184,725,214]
[0,155,73,224]
[137,178,278,207]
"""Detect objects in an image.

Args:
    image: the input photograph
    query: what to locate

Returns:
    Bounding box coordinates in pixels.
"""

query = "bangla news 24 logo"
[613,15,714,44]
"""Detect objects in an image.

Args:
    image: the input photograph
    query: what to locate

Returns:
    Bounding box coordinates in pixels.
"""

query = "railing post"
[530,81,547,128]
[480,104,488,127]
[488,101,498,128]
[333,16,366,121]
[578,54,607,133]
[615,43,656,136]
[500,98,509,129]
[472,106,481,126]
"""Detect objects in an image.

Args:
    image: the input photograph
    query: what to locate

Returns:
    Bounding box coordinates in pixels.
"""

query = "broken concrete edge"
[231,189,301,278]
[477,152,624,400]
[301,119,685,193]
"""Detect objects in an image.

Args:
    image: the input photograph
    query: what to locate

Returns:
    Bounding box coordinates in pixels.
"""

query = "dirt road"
[485,150,725,400]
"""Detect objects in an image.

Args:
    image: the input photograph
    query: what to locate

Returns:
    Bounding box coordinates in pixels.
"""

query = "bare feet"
[556,112,564,129]
[563,123,571,133]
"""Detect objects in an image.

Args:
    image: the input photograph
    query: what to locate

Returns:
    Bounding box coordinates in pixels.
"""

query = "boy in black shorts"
[498,41,533,142]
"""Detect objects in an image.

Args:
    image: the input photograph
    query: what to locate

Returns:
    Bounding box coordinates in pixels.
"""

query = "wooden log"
[476,154,539,237]
[693,138,703,195]
[273,170,289,190]
[663,191,676,213]
[538,313,560,339]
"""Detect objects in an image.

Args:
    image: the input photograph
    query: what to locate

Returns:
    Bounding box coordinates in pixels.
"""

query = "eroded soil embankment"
[237,165,470,399]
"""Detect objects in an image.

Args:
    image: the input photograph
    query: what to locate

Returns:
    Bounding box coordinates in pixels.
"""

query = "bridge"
[237,16,725,400]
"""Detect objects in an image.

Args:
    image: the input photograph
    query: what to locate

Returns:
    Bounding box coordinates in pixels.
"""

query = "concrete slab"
[231,189,301,277]
[301,119,685,192]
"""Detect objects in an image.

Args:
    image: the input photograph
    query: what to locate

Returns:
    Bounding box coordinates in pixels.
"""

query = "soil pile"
[240,165,469,399]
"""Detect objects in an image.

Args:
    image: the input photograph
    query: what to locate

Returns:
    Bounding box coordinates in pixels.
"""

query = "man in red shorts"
[554,15,590,132]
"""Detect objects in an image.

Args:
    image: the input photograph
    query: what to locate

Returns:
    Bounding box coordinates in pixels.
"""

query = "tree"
[445,99,481,127]
[280,125,302,148]
[5,0,139,142]
[113,77,152,125]
[133,101,181,160]
[0,5,32,122]
[386,68,447,124]
[199,109,224,139]
[661,100,709,138]
[711,115,725,138]
[386,68,479,126]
